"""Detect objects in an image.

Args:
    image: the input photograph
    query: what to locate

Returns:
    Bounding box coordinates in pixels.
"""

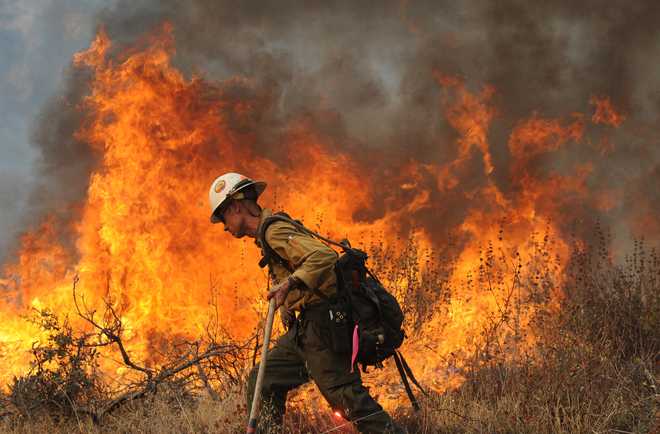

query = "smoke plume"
[16,0,660,260]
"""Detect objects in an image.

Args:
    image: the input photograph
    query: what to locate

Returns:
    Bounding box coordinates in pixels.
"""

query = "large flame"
[0,25,626,407]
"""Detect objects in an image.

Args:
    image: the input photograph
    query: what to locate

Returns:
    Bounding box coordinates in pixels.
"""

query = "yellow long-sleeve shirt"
[256,209,338,311]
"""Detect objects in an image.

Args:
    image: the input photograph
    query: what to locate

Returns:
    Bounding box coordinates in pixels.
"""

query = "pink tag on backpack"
[350,324,359,373]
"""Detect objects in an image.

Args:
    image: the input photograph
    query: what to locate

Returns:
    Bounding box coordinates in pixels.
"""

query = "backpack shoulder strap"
[262,213,353,252]
[257,212,298,273]
[257,212,331,302]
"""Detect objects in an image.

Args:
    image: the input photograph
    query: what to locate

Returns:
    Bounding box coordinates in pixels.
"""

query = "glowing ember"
[590,95,625,127]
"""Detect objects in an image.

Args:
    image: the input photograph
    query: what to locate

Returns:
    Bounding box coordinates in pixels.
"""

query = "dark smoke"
[13,0,660,263]
[21,65,99,258]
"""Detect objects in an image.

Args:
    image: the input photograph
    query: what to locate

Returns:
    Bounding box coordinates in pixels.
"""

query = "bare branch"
[195,361,219,400]
[72,276,152,378]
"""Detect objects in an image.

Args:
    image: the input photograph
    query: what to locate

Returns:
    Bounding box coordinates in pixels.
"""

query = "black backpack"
[333,247,404,367]
[258,212,426,410]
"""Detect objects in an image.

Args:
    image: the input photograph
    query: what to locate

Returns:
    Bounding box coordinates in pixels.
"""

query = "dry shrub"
[391,224,659,434]
[7,310,103,421]
[563,231,659,359]
[1,224,658,434]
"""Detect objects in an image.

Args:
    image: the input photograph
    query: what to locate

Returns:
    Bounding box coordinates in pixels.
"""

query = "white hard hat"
[208,172,266,224]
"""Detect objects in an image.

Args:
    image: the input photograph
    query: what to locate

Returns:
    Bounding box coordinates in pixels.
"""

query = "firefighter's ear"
[237,200,253,215]
[227,200,240,214]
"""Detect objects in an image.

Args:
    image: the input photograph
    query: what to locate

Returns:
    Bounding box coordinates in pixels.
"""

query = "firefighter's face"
[222,201,246,238]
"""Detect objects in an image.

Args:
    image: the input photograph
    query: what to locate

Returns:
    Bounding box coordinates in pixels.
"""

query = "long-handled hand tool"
[246,297,277,434]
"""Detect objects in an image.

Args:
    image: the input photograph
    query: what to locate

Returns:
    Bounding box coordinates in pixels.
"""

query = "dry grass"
[0,389,244,434]
[0,228,658,433]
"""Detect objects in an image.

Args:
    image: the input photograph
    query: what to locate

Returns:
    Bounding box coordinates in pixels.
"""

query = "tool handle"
[246,298,277,433]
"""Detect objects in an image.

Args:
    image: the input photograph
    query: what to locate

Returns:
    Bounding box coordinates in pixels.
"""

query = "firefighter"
[209,172,404,434]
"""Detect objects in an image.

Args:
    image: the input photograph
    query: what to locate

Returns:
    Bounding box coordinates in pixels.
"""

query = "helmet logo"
[214,180,226,193]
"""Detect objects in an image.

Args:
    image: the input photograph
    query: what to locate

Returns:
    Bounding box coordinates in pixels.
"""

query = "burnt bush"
[8,309,103,420]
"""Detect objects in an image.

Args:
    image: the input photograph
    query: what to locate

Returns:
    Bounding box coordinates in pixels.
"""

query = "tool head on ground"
[209,172,266,224]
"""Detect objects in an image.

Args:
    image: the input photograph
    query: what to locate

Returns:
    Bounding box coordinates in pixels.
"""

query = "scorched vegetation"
[0,226,657,434]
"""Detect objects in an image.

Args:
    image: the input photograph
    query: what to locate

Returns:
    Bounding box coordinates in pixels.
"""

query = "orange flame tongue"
[0,26,390,385]
[0,24,626,403]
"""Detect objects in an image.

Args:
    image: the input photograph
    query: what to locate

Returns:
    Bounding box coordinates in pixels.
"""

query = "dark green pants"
[246,318,400,433]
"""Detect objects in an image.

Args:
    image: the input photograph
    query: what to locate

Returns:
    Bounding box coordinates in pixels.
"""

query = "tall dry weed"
[0,225,658,433]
